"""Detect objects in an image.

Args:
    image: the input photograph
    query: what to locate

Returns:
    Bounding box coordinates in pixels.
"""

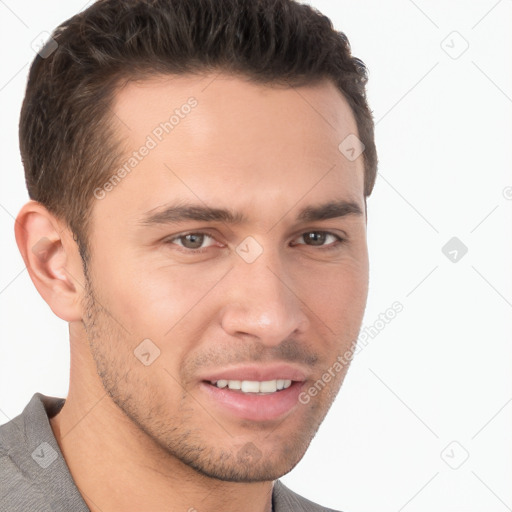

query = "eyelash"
[165,231,346,254]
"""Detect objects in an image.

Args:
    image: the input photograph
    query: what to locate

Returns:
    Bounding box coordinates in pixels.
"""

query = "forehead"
[95,73,365,229]
[111,72,362,163]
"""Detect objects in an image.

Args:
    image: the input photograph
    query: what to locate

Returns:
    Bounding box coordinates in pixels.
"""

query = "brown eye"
[179,233,206,249]
[303,232,328,246]
[166,232,217,253]
[293,231,343,249]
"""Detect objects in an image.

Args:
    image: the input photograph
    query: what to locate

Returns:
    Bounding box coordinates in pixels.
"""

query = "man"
[0,0,377,510]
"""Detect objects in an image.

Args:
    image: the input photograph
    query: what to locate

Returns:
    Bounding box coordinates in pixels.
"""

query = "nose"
[219,252,310,347]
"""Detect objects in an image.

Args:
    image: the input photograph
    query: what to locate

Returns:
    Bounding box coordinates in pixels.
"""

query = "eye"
[165,231,219,253]
[291,231,345,250]
[164,230,346,255]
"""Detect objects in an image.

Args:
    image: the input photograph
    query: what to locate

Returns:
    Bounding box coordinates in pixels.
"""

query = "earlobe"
[14,200,85,323]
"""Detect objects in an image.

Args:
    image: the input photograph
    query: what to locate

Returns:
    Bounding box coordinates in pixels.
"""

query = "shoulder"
[272,479,344,512]
[0,392,64,455]
[0,393,81,512]
[0,394,49,511]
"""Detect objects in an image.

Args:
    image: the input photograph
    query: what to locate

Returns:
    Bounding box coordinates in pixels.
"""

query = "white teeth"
[228,380,241,390]
[241,381,260,393]
[259,380,277,393]
[212,379,293,393]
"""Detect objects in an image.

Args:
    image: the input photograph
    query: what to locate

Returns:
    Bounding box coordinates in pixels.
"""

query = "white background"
[1,1,511,511]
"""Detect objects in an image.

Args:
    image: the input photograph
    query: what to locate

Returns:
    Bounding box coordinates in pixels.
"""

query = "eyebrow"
[139,199,364,226]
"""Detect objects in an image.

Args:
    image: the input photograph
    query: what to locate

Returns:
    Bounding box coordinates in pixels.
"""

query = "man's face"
[81,73,369,481]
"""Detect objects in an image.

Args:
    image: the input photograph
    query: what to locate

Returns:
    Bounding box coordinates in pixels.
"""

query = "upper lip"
[198,363,309,383]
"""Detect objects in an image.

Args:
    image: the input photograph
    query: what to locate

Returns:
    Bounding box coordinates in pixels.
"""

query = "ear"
[14,200,85,322]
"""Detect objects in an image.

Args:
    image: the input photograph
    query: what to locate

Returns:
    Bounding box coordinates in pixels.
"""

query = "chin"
[187,454,303,483]
[170,431,314,483]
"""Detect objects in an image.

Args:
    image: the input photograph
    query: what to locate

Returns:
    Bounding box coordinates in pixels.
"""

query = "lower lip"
[199,381,305,422]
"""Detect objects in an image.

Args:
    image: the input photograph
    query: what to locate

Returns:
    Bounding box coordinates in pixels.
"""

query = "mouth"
[206,378,293,394]
[197,364,308,422]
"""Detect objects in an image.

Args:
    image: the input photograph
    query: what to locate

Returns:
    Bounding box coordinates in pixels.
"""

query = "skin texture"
[15,73,369,512]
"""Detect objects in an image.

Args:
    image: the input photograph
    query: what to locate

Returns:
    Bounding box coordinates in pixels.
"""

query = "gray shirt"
[0,393,341,512]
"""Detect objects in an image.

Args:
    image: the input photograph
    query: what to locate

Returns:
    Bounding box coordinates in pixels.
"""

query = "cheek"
[92,246,230,338]
[297,252,368,310]
[292,256,369,352]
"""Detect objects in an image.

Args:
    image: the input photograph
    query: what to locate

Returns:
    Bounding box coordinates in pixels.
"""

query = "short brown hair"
[19,0,377,263]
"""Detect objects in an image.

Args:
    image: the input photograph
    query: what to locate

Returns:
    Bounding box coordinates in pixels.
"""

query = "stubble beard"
[79,268,339,482]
